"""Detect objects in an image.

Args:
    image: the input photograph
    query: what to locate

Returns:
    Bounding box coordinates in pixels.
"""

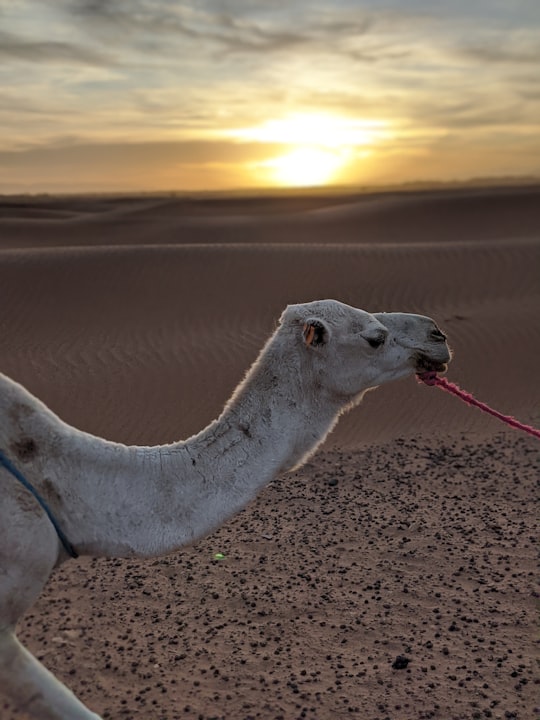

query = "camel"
[0,299,450,719]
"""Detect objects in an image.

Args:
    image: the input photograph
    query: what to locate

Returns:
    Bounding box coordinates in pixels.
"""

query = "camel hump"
[0,373,64,458]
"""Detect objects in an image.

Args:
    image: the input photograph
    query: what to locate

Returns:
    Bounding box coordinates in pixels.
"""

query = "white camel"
[0,299,449,719]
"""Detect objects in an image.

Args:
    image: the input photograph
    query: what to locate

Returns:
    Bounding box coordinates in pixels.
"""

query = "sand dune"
[1,185,540,249]
[1,185,538,719]
[0,210,538,445]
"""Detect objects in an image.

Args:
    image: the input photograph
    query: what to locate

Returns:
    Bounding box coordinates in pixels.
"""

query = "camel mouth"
[415,354,448,375]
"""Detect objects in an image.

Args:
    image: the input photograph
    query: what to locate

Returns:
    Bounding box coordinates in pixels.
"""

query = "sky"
[1,0,539,193]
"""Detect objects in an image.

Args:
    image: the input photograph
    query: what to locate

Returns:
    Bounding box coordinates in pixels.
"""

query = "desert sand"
[0,185,538,719]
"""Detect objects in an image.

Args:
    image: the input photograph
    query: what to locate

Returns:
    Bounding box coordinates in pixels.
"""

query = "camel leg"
[0,483,102,720]
[0,628,102,720]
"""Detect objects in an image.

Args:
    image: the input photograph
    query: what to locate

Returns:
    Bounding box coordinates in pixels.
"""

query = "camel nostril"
[430,328,447,342]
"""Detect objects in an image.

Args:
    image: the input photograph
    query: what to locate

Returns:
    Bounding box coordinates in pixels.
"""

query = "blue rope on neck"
[0,449,78,558]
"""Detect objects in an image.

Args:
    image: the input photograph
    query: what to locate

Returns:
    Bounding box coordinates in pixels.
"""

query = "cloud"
[1,0,539,191]
[462,43,540,65]
[58,0,418,63]
[0,29,113,65]
[64,0,307,54]
[0,138,289,193]
[454,28,540,67]
[0,138,284,169]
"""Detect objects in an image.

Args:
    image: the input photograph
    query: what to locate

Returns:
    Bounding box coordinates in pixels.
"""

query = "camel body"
[0,300,450,719]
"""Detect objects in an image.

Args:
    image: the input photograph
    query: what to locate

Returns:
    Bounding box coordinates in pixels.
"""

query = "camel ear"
[302,318,329,347]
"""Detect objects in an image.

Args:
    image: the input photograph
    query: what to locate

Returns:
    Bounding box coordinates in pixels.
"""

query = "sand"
[0,185,538,719]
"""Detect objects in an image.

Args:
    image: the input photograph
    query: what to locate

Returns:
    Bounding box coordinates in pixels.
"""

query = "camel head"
[279,300,451,403]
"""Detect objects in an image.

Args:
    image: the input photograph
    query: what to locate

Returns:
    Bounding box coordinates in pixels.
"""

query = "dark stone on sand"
[392,655,410,670]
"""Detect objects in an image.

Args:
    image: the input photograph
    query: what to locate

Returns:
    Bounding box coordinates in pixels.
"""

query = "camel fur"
[0,299,450,719]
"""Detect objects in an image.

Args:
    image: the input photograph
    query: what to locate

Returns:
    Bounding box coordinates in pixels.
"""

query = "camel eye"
[366,334,386,349]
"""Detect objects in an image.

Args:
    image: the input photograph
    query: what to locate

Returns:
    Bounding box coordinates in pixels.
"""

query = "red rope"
[417,372,540,440]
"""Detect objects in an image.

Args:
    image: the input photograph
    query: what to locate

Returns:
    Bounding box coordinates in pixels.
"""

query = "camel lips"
[415,356,448,375]
[416,370,439,385]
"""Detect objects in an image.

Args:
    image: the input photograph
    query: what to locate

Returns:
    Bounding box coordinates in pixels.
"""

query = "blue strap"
[0,449,78,558]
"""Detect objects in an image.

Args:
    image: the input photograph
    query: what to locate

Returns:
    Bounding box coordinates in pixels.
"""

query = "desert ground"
[0,185,538,719]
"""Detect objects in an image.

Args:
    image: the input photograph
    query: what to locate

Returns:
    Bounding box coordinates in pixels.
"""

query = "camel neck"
[67,347,341,559]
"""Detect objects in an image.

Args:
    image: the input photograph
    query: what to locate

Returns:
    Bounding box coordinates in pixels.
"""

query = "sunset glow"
[261,146,349,187]
[230,114,386,187]
[228,115,388,149]
[1,1,539,193]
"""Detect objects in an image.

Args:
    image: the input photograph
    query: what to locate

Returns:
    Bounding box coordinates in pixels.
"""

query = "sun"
[264,146,346,187]
[229,113,388,188]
